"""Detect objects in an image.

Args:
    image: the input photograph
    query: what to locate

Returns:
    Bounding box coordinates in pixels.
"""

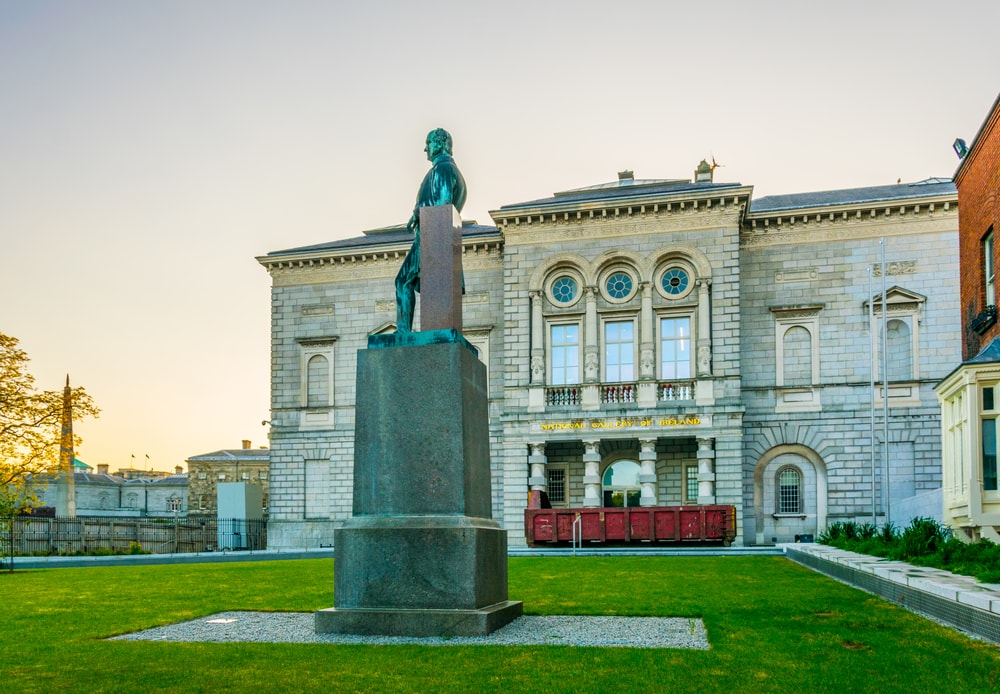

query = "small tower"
[695,159,713,183]
[54,375,76,517]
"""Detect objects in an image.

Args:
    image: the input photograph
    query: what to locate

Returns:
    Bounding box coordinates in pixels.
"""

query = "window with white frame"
[660,316,692,380]
[299,339,336,408]
[772,306,822,388]
[604,320,635,382]
[983,386,999,492]
[167,497,182,512]
[985,230,995,308]
[870,288,924,387]
[546,466,568,507]
[299,338,337,428]
[777,467,802,513]
[550,323,580,385]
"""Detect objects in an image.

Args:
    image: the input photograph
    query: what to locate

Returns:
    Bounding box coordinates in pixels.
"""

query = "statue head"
[424,128,453,160]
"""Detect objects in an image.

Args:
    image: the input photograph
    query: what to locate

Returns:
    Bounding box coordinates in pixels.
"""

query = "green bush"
[893,517,948,561]
[819,517,1000,584]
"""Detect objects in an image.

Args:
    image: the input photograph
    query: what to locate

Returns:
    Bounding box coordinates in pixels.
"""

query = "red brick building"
[956,94,1000,359]
[937,92,1000,541]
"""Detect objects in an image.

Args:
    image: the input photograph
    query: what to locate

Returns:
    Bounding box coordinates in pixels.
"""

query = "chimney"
[242,440,251,450]
[175,466,184,475]
[618,170,634,184]
[97,463,109,475]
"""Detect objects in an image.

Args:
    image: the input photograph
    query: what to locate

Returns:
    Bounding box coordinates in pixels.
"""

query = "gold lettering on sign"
[539,417,701,431]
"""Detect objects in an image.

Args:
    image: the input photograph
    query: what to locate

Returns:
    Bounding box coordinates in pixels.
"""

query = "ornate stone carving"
[640,348,654,374]
[697,343,712,374]
[530,355,545,383]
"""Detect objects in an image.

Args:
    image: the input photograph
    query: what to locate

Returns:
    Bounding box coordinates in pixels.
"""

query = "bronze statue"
[395,128,467,333]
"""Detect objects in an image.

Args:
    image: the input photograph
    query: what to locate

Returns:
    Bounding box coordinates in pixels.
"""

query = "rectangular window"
[984,387,998,492]
[605,320,635,382]
[550,324,580,385]
[547,467,566,506]
[986,231,995,307]
[684,464,699,504]
[660,317,691,379]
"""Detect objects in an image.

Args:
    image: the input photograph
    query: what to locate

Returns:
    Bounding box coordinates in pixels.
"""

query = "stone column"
[697,436,716,504]
[583,286,599,383]
[696,279,712,377]
[582,440,602,507]
[528,443,547,492]
[529,291,544,385]
[639,282,655,380]
[638,438,658,507]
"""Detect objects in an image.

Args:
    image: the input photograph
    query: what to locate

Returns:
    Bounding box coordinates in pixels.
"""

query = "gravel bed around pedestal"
[108,612,710,649]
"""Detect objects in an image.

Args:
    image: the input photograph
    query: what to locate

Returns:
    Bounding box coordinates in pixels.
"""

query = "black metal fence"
[0,515,267,557]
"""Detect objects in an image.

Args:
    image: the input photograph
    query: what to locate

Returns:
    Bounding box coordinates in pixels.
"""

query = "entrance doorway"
[603,460,641,507]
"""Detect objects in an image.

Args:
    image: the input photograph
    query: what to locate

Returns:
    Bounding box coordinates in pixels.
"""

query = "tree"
[1,333,98,567]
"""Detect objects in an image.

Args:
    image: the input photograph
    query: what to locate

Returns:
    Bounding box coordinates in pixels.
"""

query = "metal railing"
[544,380,697,407]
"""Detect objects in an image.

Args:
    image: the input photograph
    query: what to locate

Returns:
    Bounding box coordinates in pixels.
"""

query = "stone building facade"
[36,464,188,517]
[260,168,960,549]
[185,440,270,516]
[936,92,1000,541]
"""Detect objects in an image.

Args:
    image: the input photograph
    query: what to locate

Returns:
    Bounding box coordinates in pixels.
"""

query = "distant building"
[936,92,1000,542]
[186,441,269,516]
[35,463,189,517]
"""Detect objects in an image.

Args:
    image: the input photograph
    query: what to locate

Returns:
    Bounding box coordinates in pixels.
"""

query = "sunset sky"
[2,1,998,471]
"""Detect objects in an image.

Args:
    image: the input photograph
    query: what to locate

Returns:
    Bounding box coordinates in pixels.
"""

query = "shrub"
[894,517,948,560]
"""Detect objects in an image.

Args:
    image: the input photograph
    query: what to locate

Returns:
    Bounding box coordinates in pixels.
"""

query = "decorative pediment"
[864,286,926,314]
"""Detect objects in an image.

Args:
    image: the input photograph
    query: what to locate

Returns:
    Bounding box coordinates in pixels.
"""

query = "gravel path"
[109,612,710,649]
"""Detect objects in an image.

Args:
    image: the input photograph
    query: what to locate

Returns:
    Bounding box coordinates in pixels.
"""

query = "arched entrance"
[752,445,827,545]
[602,459,641,507]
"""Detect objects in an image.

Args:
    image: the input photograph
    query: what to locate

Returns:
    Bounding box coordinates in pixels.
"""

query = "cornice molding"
[261,238,503,287]
[501,208,745,248]
[491,189,752,234]
[740,204,958,249]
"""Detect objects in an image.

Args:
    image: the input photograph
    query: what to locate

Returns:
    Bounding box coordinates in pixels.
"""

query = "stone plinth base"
[331,515,512,611]
[321,338,521,637]
[315,600,523,638]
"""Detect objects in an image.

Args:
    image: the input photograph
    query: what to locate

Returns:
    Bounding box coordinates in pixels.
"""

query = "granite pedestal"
[315,331,522,637]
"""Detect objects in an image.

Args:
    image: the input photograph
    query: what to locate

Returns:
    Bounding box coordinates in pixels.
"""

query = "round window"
[550,275,578,304]
[661,267,690,296]
[605,271,634,300]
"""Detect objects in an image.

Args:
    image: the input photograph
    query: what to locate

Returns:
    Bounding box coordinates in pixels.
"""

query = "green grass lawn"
[2,556,998,693]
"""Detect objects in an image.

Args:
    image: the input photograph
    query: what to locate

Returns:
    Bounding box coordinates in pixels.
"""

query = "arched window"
[777,467,802,514]
[885,318,913,382]
[306,354,330,408]
[602,460,641,507]
[782,327,812,386]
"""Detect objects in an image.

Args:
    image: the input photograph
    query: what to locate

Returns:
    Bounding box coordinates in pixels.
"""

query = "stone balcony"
[531,379,708,412]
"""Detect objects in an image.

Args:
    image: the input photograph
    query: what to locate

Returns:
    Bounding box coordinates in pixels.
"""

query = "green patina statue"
[395,128,467,333]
